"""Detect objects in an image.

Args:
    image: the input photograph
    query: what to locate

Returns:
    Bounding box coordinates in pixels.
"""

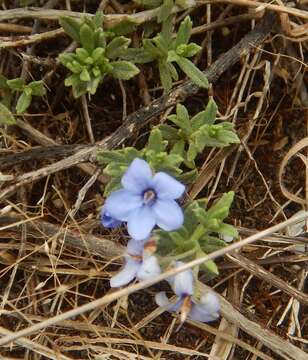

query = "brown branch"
[227,252,308,306]
[0,215,124,258]
[0,2,196,24]
[0,144,89,170]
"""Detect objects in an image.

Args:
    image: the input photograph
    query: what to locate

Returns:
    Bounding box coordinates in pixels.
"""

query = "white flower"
[110,239,161,287]
[155,261,220,323]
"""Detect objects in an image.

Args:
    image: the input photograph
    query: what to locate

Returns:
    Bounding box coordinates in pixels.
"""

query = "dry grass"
[0,0,308,359]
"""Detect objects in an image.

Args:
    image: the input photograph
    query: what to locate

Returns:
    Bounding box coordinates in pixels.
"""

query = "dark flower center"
[143,189,156,205]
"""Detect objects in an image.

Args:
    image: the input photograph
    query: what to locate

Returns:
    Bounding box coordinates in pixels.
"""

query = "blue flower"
[155,261,220,323]
[110,239,161,287]
[100,207,122,228]
[104,158,185,240]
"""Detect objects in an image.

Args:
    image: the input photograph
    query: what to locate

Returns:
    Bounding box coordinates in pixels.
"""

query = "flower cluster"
[101,157,220,324]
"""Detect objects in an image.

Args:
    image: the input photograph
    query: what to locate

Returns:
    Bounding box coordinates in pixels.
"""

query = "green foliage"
[0,76,45,117]
[159,99,240,167]
[6,78,46,114]
[123,16,207,92]
[97,128,185,196]
[155,192,238,276]
[97,147,142,195]
[0,102,15,125]
[0,74,13,109]
[58,12,139,98]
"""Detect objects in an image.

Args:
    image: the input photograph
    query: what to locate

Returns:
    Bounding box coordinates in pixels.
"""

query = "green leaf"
[177,168,197,183]
[143,39,163,59]
[97,147,141,165]
[109,19,138,36]
[110,61,139,80]
[103,177,122,196]
[171,140,185,157]
[93,29,106,48]
[167,49,179,63]
[16,92,32,114]
[175,57,209,88]
[147,128,167,153]
[91,47,105,62]
[196,249,219,274]
[199,236,226,253]
[80,68,91,82]
[174,16,192,48]
[159,123,179,141]
[176,104,191,130]
[158,61,172,92]
[71,78,88,98]
[218,223,238,237]
[0,74,9,89]
[187,143,198,162]
[65,59,83,74]
[59,16,81,43]
[193,123,240,149]
[87,76,102,95]
[93,11,103,29]
[166,62,178,81]
[80,24,95,52]
[176,43,201,58]
[7,78,24,92]
[0,102,15,124]
[192,98,217,129]
[28,81,46,96]
[157,0,174,23]
[200,258,219,275]
[57,52,76,66]
[121,48,155,64]
[161,16,173,47]
[76,48,90,62]
[106,36,131,59]
[207,192,234,221]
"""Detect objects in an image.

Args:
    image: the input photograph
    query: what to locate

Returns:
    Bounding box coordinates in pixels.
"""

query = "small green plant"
[124,16,208,92]
[155,192,238,275]
[97,98,239,195]
[160,100,240,168]
[6,78,46,114]
[97,128,186,196]
[0,75,45,122]
[58,12,139,98]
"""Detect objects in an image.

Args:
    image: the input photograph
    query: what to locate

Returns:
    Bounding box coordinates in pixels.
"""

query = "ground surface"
[0,0,308,359]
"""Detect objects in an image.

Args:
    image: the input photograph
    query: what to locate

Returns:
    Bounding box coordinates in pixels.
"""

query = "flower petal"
[155,292,182,312]
[189,303,220,323]
[153,199,184,231]
[100,207,122,228]
[200,292,220,313]
[189,293,220,322]
[127,206,156,241]
[105,189,142,221]
[153,172,185,200]
[110,258,140,287]
[168,262,194,296]
[137,256,161,280]
[155,292,171,307]
[121,158,152,193]
[126,239,146,256]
